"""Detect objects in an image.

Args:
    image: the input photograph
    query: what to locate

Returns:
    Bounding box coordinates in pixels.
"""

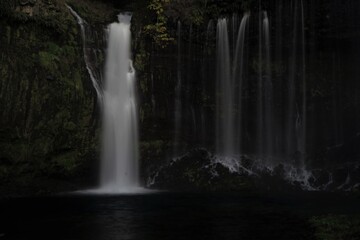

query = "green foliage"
[165,0,206,25]
[0,142,30,163]
[0,166,9,181]
[51,151,80,175]
[66,0,116,24]
[35,15,73,35]
[310,215,360,240]
[188,6,204,25]
[141,140,166,156]
[39,51,59,71]
[166,0,255,22]
[0,0,101,193]
[144,0,175,48]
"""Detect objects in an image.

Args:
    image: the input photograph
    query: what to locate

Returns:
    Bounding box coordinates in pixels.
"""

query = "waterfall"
[199,20,215,147]
[216,14,250,156]
[274,0,283,158]
[67,6,141,193]
[232,13,239,53]
[216,18,234,156]
[263,11,275,159]
[300,0,307,167]
[283,0,307,167]
[100,13,140,192]
[257,5,264,157]
[66,5,103,103]
[256,10,275,161]
[286,1,298,159]
[173,21,182,156]
[186,24,196,144]
[233,12,250,154]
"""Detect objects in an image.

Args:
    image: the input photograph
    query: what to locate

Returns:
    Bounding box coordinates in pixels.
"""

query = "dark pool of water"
[0,191,359,240]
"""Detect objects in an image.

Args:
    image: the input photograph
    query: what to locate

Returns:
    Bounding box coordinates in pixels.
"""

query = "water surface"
[0,192,359,240]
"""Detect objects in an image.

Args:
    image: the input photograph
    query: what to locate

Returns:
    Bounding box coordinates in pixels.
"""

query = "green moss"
[64,121,77,131]
[33,137,54,157]
[0,1,101,196]
[52,150,79,174]
[6,26,11,44]
[134,39,149,72]
[0,166,10,181]
[0,142,29,162]
[39,51,59,71]
[0,64,8,84]
[141,140,166,155]
[74,70,84,96]
[46,42,62,55]
[310,215,360,240]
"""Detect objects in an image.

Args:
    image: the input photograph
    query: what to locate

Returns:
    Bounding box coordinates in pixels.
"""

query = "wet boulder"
[149,149,253,192]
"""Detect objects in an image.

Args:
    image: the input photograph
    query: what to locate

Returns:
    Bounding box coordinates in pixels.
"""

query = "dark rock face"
[0,0,105,195]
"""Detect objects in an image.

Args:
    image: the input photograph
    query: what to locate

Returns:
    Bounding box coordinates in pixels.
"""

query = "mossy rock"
[310,215,360,240]
[0,0,103,196]
[51,150,80,175]
[150,149,253,191]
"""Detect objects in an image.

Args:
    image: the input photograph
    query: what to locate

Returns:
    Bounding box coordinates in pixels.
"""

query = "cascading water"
[232,13,239,53]
[199,20,215,147]
[65,1,360,193]
[257,6,264,157]
[100,13,140,192]
[233,12,250,154]
[216,18,234,156]
[68,7,141,193]
[186,24,197,143]
[300,0,307,167]
[149,2,360,191]
[216,14,250,156]
[286,1,298,159]
[284,0,307,167]
[66,5,103,103]
[262,11,275,159]
[257,10,276,160]
[199,20,216,147]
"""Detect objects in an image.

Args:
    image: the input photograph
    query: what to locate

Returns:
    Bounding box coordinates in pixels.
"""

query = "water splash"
[150,149,359,191]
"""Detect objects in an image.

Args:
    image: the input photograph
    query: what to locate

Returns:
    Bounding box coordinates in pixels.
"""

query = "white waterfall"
[263,11,275,158]
[300,0,307,167]
[216,14,250,156]
[68,6,146,194]
[234,12,250,154]
[257,5,264,156]
[100,13,140,193]
[216,18,234,156]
